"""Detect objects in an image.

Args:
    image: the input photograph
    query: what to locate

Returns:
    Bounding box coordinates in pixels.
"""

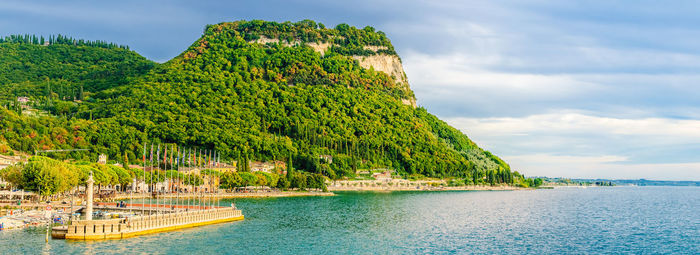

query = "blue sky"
[2,0,699,180]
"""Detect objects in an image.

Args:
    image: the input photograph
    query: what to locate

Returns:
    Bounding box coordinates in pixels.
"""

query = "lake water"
[1,186,698,254]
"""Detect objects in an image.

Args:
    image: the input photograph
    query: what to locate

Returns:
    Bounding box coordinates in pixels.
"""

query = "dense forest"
[0,34,130,50]
[0,20,534,189]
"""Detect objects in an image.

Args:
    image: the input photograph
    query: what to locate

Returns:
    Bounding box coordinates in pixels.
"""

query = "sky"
[1,0,699,180]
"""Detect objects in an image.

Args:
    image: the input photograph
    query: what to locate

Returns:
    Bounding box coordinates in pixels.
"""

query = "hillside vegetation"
[0,20,527,186]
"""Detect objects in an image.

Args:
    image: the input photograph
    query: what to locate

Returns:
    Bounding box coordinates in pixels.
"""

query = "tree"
[0,164,23,188]
[533,178,543,187]
[122,151,129,169]
[287,154,293,179]
[277,175,290,189]
[13,157,79,196]
[239,172,258,187]
[220,172,242,189]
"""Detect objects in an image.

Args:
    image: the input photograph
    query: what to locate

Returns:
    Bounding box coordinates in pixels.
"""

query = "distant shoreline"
[328,185,529,192]
[109,191,336,200]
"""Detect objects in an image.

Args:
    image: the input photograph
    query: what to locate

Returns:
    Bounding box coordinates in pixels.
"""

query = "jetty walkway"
[52,207,243,240]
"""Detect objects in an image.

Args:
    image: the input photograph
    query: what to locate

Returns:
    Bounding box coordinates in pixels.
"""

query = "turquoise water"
[1,186,698,254]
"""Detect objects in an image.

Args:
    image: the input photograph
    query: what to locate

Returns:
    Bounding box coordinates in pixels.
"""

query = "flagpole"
[211,150,214,209]
[150,143,153,216]
[164,144,168,213]
[165,144,168,212]
[176,146,180,212]
[212,150,214,209]
[163,144,167,213]
[205,149,208,210]
[199,148,203,211]
[169,144,173,212]
[194,149,202,210]
[196,148,200,210]
[209,149,212,209]
[142,142,146,216]
[187,148,190,210]
[156,144,160,216]
[192,147,194,210]
[210,149,213,209]
[217,150,220,209]
[193,148,196,210]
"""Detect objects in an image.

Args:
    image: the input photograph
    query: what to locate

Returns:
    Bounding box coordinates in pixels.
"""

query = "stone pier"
[52,207,243,240]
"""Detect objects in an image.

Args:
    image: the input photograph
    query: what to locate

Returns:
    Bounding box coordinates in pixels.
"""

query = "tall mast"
[142,141,146,215]
[150,143,154,215]
[176,146,180,211]
[156,144,160,215]
[170,144,174,211]
[187,147,191,210]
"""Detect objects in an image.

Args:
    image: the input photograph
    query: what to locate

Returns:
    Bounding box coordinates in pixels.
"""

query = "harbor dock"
[52,207,243,240]
[51,172,244,240]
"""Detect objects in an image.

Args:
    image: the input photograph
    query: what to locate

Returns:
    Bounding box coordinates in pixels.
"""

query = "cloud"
[403,51,700,120]
[443,113,700,179]
[447,113,700,139]
[505,154,700,181]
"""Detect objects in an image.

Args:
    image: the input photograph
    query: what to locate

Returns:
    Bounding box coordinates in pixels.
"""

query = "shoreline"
[109,191,336,200]
[328,185,529,192]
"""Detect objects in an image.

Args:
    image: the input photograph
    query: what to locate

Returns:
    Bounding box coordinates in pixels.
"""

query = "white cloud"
[447,113,700,139]
[403,52,601,97]
[505,154,700,181]
[443,113,700,180]
[402,50,700,120]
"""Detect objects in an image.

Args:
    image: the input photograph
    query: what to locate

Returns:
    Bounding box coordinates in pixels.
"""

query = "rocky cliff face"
[352,54,415,107]
[250,36,417,107]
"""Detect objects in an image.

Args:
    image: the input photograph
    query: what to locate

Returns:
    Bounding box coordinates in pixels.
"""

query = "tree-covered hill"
[0,37,155,102]
[0,20,522,185]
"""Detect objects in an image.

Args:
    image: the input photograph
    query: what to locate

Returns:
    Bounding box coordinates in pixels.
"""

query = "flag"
[156,144,160,167]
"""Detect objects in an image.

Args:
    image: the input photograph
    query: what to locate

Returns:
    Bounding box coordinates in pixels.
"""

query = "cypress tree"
[287,154,293,179]
[123,152,129,169]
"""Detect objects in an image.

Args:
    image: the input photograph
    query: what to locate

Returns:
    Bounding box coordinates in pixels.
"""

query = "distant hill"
[544,177,699,186]
[0,20,525,185]
[594,179,698,186]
